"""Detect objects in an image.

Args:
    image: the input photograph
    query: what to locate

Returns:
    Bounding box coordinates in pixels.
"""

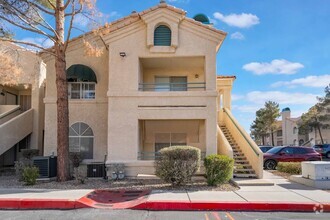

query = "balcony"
[138,82,206,91]
[139,56,206,92]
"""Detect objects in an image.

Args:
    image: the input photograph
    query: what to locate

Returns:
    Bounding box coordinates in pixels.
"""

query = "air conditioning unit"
[87,163,105,178]
[32,156,57,178]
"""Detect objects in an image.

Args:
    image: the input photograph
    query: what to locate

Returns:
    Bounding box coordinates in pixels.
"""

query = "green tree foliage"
[251,101,280,146]
[299,84,330,144]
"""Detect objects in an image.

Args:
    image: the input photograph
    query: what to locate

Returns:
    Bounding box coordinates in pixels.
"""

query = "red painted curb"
[131,201,330,212]
[0,199,88,210]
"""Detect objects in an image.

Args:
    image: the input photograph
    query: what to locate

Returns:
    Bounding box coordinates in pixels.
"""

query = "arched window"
[154,25,171,46]
[69,122,94,159]
[293,127,298,134]
[67,64,97,99]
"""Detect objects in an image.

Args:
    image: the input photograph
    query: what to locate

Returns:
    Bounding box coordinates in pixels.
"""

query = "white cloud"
[20,37,53,49]
[213,12,259,28]
[243,59,304,75]
[232,94,244,101]
[231,32,245,40]
[246,91,318,105]
[232,104,261,113]
[271,74,330,88]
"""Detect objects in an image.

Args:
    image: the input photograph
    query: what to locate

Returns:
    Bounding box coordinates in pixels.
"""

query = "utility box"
[302,161,330,180]
[32,156,57,178]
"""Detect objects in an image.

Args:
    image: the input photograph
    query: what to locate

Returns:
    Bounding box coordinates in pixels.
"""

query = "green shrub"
[22,166,39,185]
[277,162,301,174]
[204,154,234,186]
[155,146,201,186]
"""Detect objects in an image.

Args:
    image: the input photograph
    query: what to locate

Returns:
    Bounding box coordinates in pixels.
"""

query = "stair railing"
[217,125,233,159]
[222,108,263,178]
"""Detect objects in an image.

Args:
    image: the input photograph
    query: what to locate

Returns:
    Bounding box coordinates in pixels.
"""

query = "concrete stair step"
[233,173,258,178]
[234,165,252,169]
[234,168,255,172]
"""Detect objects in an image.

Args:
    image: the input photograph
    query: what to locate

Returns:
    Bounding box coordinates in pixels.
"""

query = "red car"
[263,146,322,170]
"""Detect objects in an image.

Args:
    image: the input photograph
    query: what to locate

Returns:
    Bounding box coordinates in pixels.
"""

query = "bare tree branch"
[28,1,55,15]
[46,0,56,10]
[6,3,56,37]
[64,0,76,51]
[0,38,56,57]
[30,5,59,39]
[64,3,82,16]
[0,14,55,41]
[63,0,72,10]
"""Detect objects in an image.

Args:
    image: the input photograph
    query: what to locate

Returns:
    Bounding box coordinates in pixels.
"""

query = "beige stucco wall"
[42,6,226,175]
[103,10,223,176]
[43,39,109,162]
[0,42,45,155]
[140,119,206,153]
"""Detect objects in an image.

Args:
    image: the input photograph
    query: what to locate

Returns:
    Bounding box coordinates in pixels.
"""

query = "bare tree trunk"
[55,0,70,181]
[317,125,324,144]
[262,135,265,145]
[271,131,275,146]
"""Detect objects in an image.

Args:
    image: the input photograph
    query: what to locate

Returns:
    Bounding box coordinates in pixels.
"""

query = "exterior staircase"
[219,125,257,178]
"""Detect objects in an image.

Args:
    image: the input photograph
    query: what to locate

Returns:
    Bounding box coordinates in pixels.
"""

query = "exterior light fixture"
[195,74,199,79]
[119,52,126,57]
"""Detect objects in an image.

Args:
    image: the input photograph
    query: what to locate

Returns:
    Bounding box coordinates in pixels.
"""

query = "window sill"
[149,46,176,53]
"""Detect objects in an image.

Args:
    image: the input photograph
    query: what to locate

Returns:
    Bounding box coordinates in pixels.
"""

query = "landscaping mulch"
[268,170,292,179]
[0,175,238,191]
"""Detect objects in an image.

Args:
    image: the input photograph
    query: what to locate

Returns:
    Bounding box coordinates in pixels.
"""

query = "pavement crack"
[233,190,248,202]
[186,190,192,203]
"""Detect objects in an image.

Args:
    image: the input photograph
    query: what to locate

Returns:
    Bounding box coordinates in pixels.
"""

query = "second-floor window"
[154,25,171,46]
[155,76,187,91]
[68,82,95,99]
[66,64,97,100]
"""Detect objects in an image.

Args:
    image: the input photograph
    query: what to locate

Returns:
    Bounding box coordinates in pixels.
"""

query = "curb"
[131,201,330,212]
[0,199,89,210]
[1,199,329,212]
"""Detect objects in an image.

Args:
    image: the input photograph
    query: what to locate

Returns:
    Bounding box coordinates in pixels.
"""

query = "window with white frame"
[68,82,95,99]
[66,64,97,100]
[69,122,94,159]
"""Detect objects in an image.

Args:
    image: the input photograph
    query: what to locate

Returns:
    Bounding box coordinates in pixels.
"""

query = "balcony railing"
[138,151,206,160]
[138,82,206,91]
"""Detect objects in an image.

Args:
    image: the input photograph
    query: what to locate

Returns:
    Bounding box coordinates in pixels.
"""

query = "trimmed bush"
[22,166,39,185]
[155,146,201,186]
[204,154,234,186]
[277,162,301,174]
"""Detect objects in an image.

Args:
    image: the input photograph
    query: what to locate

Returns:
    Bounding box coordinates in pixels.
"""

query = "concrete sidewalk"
[0,171,329,211]
[134,171,330,212]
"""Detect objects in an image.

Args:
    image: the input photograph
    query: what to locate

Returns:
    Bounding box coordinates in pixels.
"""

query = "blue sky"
[13,0,330,131]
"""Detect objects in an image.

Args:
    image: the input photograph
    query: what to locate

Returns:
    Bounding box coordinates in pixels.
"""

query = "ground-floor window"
[69,122,94,159]
[154,133,187,152]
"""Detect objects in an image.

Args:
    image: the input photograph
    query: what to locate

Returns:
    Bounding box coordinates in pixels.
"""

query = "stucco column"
[223,88,232,110]
[30,61,46,154]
